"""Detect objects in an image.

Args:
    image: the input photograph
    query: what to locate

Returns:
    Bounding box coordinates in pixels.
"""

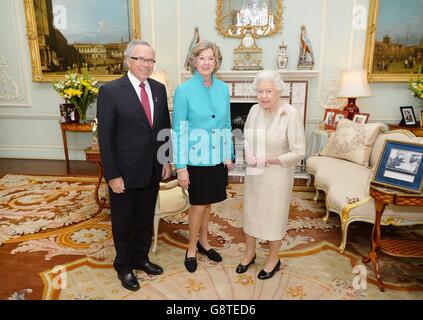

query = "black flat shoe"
[257,260,281,280]
[235,254,256,274]
[133,260,163,275]
[184,250,197,273]
[118,271,140,291]
[197,241,222,262]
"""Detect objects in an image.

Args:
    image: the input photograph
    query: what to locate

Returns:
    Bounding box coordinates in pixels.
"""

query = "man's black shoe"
[133,261,164,275]
[118,271,140,291]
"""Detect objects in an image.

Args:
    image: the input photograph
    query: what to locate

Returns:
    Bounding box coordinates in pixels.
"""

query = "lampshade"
[337,69,373,98]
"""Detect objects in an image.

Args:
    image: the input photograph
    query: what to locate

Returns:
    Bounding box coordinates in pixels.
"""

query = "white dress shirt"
[127,70,155,120]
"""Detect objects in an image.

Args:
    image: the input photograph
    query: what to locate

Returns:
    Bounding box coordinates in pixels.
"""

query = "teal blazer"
[172,71,233,169]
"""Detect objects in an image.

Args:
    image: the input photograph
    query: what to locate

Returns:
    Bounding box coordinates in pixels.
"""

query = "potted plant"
[53,64,99,123]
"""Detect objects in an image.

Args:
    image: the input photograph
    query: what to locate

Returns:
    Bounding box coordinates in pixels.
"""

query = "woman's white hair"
[252,70,285,91]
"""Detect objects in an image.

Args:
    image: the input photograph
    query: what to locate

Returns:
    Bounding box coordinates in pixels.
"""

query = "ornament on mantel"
[184,26,200,71]
[297,25,314,70]
[277,41,288,70]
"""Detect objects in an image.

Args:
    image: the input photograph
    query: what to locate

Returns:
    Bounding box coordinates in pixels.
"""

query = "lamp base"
[343,98,359,120]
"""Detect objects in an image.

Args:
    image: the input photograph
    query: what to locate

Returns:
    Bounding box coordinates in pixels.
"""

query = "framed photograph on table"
[352,113,370,124]
[23,0,140,82]
[373,140,423,193]
[324,109,348,130]
[400,106,417,126]
[323,108,337,130]
[420,110,423,128]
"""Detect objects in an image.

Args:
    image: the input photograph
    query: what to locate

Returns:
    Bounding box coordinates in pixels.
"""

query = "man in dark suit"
[97,40,171,291]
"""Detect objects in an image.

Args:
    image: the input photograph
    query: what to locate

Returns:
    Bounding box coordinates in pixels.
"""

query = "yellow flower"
[53,64,100,122]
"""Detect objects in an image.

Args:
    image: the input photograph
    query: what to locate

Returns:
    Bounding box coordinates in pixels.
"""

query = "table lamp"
[337,69,373,120]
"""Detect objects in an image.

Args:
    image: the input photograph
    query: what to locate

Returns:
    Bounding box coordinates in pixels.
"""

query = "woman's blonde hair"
[188,40,222,74]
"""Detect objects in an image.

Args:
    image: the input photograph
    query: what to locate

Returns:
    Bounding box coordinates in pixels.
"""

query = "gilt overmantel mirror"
[215,0,283,39]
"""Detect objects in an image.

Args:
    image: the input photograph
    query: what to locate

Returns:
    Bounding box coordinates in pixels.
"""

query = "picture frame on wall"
[364,0,423,82]
[352,113,370,124]
[400,106,417,126]
[23,0,140,82]
[373,140,423,193]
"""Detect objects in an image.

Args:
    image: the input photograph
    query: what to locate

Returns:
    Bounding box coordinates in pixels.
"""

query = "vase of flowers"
[409,77,423,100]
[53,64,99,123]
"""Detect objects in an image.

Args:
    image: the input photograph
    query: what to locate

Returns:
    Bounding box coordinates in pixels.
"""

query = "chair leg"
[152,214,160,254]
[323,209,330,222]
[339,220,349,253]
[313,189,319,202]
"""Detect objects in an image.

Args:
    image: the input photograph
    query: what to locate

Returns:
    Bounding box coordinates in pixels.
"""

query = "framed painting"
[23,0,141,82]
[364,0,423,82]
[373,140,423,193]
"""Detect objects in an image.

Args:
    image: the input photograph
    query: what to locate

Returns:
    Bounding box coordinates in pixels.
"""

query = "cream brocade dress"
[243,102,306,241]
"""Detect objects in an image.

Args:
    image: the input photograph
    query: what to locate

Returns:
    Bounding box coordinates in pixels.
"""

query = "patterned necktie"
[139,82,153,127]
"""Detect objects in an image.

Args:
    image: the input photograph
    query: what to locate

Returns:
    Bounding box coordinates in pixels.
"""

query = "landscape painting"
[364,0,423,82]
[24,0,140,82]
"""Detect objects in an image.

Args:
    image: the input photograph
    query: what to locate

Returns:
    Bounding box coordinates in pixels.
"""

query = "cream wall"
[0,0,419,160]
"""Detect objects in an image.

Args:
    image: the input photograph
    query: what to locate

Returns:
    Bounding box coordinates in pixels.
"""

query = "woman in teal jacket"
[172,40,233,273]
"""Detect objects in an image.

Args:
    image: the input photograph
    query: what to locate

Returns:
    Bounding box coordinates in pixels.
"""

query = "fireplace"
[231,102,255,131]
[180,70,318,181]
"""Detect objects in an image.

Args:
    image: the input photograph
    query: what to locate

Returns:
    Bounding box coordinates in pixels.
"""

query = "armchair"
[152,179,190,254]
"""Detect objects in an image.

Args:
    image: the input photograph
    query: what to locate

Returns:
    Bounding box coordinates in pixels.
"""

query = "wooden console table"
[363,183,423,291]
[60,121,94,173]
[85,146,109,213]
[388,124,423,137]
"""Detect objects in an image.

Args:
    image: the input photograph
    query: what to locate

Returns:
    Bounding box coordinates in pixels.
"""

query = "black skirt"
[187,163,228,205]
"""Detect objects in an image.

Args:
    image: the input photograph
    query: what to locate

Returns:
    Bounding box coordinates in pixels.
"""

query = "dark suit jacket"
[97,73,171,189]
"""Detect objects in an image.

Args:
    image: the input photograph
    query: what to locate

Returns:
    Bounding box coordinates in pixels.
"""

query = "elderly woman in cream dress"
[236,70,306,280]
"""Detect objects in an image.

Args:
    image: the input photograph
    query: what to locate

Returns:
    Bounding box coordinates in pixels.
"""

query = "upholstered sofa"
[306,119,423,252]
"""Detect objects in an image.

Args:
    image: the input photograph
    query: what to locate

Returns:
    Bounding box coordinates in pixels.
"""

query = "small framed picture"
[373,140,423,193]
[420,110,423,128]
[324,109,348,130]
[59,103,78,123]
[323,108,337,130]
[400,106,417,126]
[352,113,370,124]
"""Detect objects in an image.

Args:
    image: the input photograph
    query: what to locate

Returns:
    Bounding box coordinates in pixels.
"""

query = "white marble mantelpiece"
[181,70,319,82]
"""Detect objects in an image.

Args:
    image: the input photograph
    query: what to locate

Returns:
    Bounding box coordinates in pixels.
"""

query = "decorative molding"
[0,57,22,102]
[0,144,87,160]
[150,0,156,48]
[176,0,182,86]
[0,0,32,107]
[317,67,345,109]
[0,113,77,120]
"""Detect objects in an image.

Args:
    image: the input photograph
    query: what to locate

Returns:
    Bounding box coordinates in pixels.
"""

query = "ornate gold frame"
[23,0,141,82]
[364,0,421,82]
[215,0,283,39]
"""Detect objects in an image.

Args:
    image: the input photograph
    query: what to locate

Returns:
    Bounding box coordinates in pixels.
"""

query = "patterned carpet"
[0,175,422,300]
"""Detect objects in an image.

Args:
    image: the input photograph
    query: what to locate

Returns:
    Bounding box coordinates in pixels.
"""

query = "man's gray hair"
[124,40,153,57]
[252,70,285,91]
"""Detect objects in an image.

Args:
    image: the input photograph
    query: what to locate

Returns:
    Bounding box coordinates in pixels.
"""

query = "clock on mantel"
[232,28,263,71]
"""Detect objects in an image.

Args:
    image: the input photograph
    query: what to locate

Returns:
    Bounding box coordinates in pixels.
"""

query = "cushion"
[320,119,384,167]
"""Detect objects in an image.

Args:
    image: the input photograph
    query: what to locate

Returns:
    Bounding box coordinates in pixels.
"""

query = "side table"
[60,121,94,173]
[388,124,423,137]
[306,126,331,158]
[362,182,423,291]
[85,147,109,213]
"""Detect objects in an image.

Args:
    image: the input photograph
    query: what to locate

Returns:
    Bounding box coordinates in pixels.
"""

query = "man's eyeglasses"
[130,56,156,65]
